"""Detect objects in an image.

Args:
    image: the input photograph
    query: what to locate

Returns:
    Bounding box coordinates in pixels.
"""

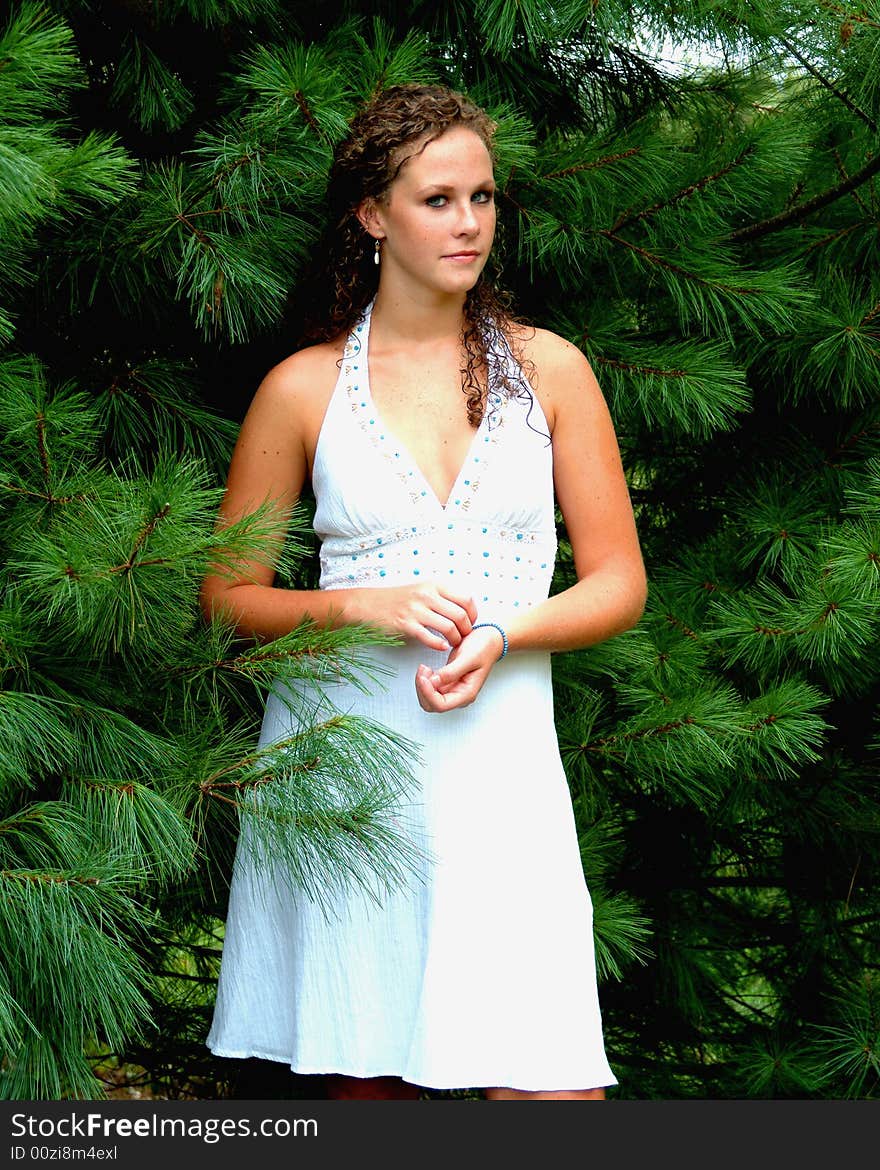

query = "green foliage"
[0,4,137,345]
[811,976,880,1099]
[1,0,878,1102]
[110,33,195,133]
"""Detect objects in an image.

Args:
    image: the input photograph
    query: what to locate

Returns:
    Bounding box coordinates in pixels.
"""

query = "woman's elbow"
[630,575,649,628]
[614,565,648,634]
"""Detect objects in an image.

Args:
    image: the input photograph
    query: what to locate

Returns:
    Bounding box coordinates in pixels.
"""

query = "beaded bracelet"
[472,621,508,659]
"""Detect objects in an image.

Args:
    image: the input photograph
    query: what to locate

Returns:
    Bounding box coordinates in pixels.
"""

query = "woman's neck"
[370,287,467,348]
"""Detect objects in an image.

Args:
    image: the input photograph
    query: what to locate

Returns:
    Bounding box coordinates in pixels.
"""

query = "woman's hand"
[414,624,505,713]
[346,582,478,651]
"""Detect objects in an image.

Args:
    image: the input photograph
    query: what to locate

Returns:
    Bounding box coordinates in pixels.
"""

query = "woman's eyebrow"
[413,179,496,195]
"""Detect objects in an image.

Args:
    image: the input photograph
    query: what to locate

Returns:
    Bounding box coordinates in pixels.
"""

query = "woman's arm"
[200,347,477,649]
[505,328,647,653]
[199,345,335,639]
[416,330,646,711]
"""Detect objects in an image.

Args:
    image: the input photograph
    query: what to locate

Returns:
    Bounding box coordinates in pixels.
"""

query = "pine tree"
[2,0,878,1099]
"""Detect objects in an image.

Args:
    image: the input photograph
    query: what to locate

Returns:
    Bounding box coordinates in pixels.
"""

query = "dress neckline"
[342,301,507,518]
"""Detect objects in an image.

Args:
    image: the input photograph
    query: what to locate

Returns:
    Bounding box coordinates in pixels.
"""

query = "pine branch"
[610,145,755,234]
[0,480,82,505]
[0,3,83,119]
[293,89,322,135]
[861,299,880,327]
[524,145,642,186]
[599,229,755,294]
[832,146,872,216]
[664,614,700,640]
[594,354,687,377]
[64,779,195,886]
[803,219,865,255]
[185,712,426,907]
[730,149,880,243]
[34,412,52,500]
[110,503,171,575]
[775,33,877,132]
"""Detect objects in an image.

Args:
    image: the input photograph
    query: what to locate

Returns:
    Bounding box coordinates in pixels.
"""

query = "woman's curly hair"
[299,83,525,427]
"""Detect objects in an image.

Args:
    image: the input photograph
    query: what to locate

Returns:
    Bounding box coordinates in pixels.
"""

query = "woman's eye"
[424,192,494,207]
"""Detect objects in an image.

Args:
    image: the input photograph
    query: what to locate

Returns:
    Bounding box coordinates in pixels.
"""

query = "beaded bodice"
[311,302,558,621]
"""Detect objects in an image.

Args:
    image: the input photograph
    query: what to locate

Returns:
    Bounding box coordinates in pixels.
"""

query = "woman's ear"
[356,198,384,240]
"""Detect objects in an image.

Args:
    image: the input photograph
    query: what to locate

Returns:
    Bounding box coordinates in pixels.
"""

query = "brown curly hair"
[299,83,527,427]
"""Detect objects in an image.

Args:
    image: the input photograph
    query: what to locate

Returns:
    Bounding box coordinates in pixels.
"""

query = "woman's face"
[362,125,497,298]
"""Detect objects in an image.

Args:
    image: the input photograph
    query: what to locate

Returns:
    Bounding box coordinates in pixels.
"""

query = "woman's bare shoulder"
[508,322,602,428]
[257,335,347,405]
[512,322,590,373]
[232,335,348,467]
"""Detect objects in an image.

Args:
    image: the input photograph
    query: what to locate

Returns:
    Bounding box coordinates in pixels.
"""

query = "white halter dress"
[207,303,617,1091]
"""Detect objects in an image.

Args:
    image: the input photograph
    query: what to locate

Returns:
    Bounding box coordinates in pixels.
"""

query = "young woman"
[204,84,647,1101]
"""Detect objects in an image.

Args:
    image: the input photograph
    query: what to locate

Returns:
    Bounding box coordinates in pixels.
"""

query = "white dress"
[207,303,617,1091]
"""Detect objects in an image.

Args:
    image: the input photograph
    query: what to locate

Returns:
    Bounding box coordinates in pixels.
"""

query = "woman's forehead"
[391,126,494,184]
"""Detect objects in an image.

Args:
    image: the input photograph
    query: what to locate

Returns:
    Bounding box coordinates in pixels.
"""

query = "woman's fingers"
[415,664,477,712]
[410,623,455,652]
[415,664,444,711]
[429,591,476,644]
[439,587,479,626]
[415,623,502,712]
[401,584,476,648]
[359,583,477,650]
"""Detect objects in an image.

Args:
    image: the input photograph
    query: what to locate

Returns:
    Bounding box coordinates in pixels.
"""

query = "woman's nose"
[456,201,479,234]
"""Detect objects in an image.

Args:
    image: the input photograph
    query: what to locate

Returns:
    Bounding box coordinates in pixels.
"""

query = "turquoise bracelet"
[472,622,508,659]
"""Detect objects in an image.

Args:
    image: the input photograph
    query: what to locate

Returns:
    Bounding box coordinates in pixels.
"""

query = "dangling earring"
[374,239,381,266]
